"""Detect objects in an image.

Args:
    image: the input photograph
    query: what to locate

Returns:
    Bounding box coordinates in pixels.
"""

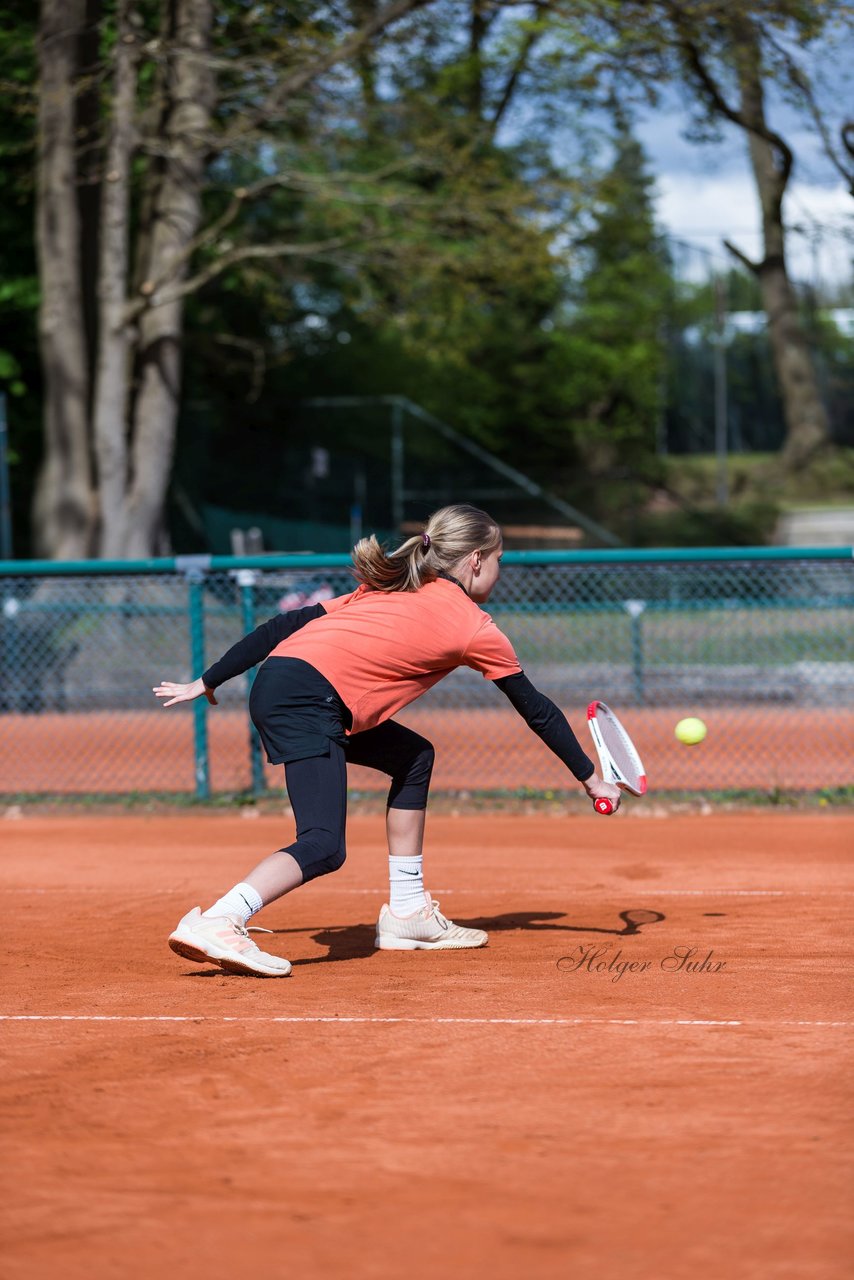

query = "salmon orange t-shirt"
[267,577,521,734]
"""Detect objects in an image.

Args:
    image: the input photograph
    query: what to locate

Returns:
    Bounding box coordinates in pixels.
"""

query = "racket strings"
[598,715,643,789]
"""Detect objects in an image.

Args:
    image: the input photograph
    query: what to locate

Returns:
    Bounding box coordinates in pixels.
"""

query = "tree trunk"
[33,0,94,558]
[731,25,830,469]
[351,0,380,112]
[123,0,214,558]
[469,1,487,118]
[92,0,140,558]
[76,0,105,415]
[32,0,430,560]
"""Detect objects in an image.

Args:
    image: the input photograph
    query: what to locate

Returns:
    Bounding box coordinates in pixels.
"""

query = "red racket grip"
[593,797,614,815]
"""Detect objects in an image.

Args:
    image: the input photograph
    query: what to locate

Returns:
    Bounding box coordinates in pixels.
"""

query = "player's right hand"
[152,678,217,707]
[582,773,621,813]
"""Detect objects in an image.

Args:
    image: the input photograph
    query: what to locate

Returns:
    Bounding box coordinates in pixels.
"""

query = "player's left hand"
[152,678,217,707]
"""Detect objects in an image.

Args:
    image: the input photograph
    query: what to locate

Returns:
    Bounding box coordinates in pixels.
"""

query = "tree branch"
[211,333,266,403]
[842,121,854,168]
[665,5,793,188]
[220,0,434,146]
[127,157,419,307]
[723,238,760,274]
[763,29,853,197]
[125,235,378,316]
[490,3,547,132]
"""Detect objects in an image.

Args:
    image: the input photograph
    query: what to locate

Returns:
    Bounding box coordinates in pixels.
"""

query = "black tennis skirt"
[248,657,353,765]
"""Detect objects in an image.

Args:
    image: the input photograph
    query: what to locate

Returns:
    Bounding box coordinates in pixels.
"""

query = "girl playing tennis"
[154,504,620,977]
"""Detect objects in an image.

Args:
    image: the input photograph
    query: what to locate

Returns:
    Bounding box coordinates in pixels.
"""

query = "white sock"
[388,856,425,916]
[203,882,263,924]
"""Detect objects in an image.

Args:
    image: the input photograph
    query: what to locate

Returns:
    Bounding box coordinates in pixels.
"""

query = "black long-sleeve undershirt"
[201,603,326,690]
[493,672,594,782]
[201,602,595,782]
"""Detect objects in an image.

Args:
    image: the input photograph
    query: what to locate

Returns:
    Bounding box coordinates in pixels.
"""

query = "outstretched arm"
[201,602,327,690]
[153,601,327,708]
[493,672,621,810]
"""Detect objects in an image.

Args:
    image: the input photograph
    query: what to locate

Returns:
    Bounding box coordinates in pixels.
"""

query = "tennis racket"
[587,700,647,815]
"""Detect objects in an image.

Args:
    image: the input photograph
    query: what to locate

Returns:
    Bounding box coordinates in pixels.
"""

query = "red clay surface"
[2,810,852,1279]
[3,704,853,792]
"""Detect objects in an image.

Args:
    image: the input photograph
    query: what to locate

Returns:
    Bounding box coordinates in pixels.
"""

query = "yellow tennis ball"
[675,717,707,745]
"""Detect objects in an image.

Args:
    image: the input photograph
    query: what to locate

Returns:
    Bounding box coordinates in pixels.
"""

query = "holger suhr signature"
[557,944,727,983]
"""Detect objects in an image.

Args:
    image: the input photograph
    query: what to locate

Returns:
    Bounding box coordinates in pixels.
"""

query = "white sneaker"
[375,893,488,950]
[168,907,292,977]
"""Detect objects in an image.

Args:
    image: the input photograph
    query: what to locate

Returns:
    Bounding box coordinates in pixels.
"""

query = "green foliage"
[631,498,781,548]
[11,0,848,554]
[661,448,854,506]
[181,5,610,511]
[0,3,40,552]
[538,126,670,493]
[180,16,674,532]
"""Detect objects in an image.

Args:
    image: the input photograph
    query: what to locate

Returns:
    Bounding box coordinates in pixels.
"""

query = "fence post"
[237,569,266,797]
[179,558,211,800]
[625,599,646,705]
[1,590,21,712]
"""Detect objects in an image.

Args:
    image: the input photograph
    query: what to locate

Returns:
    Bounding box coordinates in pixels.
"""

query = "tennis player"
[154,504,620,977]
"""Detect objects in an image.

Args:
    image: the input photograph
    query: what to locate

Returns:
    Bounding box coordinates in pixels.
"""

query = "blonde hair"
[351,504,502,593]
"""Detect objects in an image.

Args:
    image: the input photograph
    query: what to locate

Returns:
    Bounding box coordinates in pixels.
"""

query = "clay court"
[2,808,851,1279]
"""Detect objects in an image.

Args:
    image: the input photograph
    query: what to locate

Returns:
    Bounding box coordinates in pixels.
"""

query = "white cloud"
[634,97,853,288]
[651,168,852,286]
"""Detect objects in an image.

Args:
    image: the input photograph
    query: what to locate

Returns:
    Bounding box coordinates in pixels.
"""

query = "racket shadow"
[456,909,666,937]
[283,909,666,967]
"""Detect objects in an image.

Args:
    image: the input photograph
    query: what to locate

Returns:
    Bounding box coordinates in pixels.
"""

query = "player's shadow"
[281,908,665,968]
[286,923,377,966]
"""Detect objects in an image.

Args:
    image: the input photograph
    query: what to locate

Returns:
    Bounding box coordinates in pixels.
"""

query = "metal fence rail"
[1,548,851,798]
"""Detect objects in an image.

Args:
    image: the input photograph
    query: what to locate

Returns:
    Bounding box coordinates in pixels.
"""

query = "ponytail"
[351,504,501,593]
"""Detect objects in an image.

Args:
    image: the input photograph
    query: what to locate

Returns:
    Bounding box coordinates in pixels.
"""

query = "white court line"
[0,1014,849,1028]
[5,887,854,897]
[594,889,854,897]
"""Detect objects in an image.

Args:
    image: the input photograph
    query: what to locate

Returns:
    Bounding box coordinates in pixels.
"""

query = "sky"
[635,106,852,290]
[508,29,853,294]
[631,24,853,292]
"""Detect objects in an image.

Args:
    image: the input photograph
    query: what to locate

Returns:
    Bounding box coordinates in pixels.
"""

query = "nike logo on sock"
[397,869,420,876]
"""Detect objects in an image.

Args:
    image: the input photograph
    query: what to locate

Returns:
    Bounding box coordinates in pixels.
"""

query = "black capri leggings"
[280,721,435,884]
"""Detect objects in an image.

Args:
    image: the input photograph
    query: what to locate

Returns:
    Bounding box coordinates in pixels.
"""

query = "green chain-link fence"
[1,548,851,799]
